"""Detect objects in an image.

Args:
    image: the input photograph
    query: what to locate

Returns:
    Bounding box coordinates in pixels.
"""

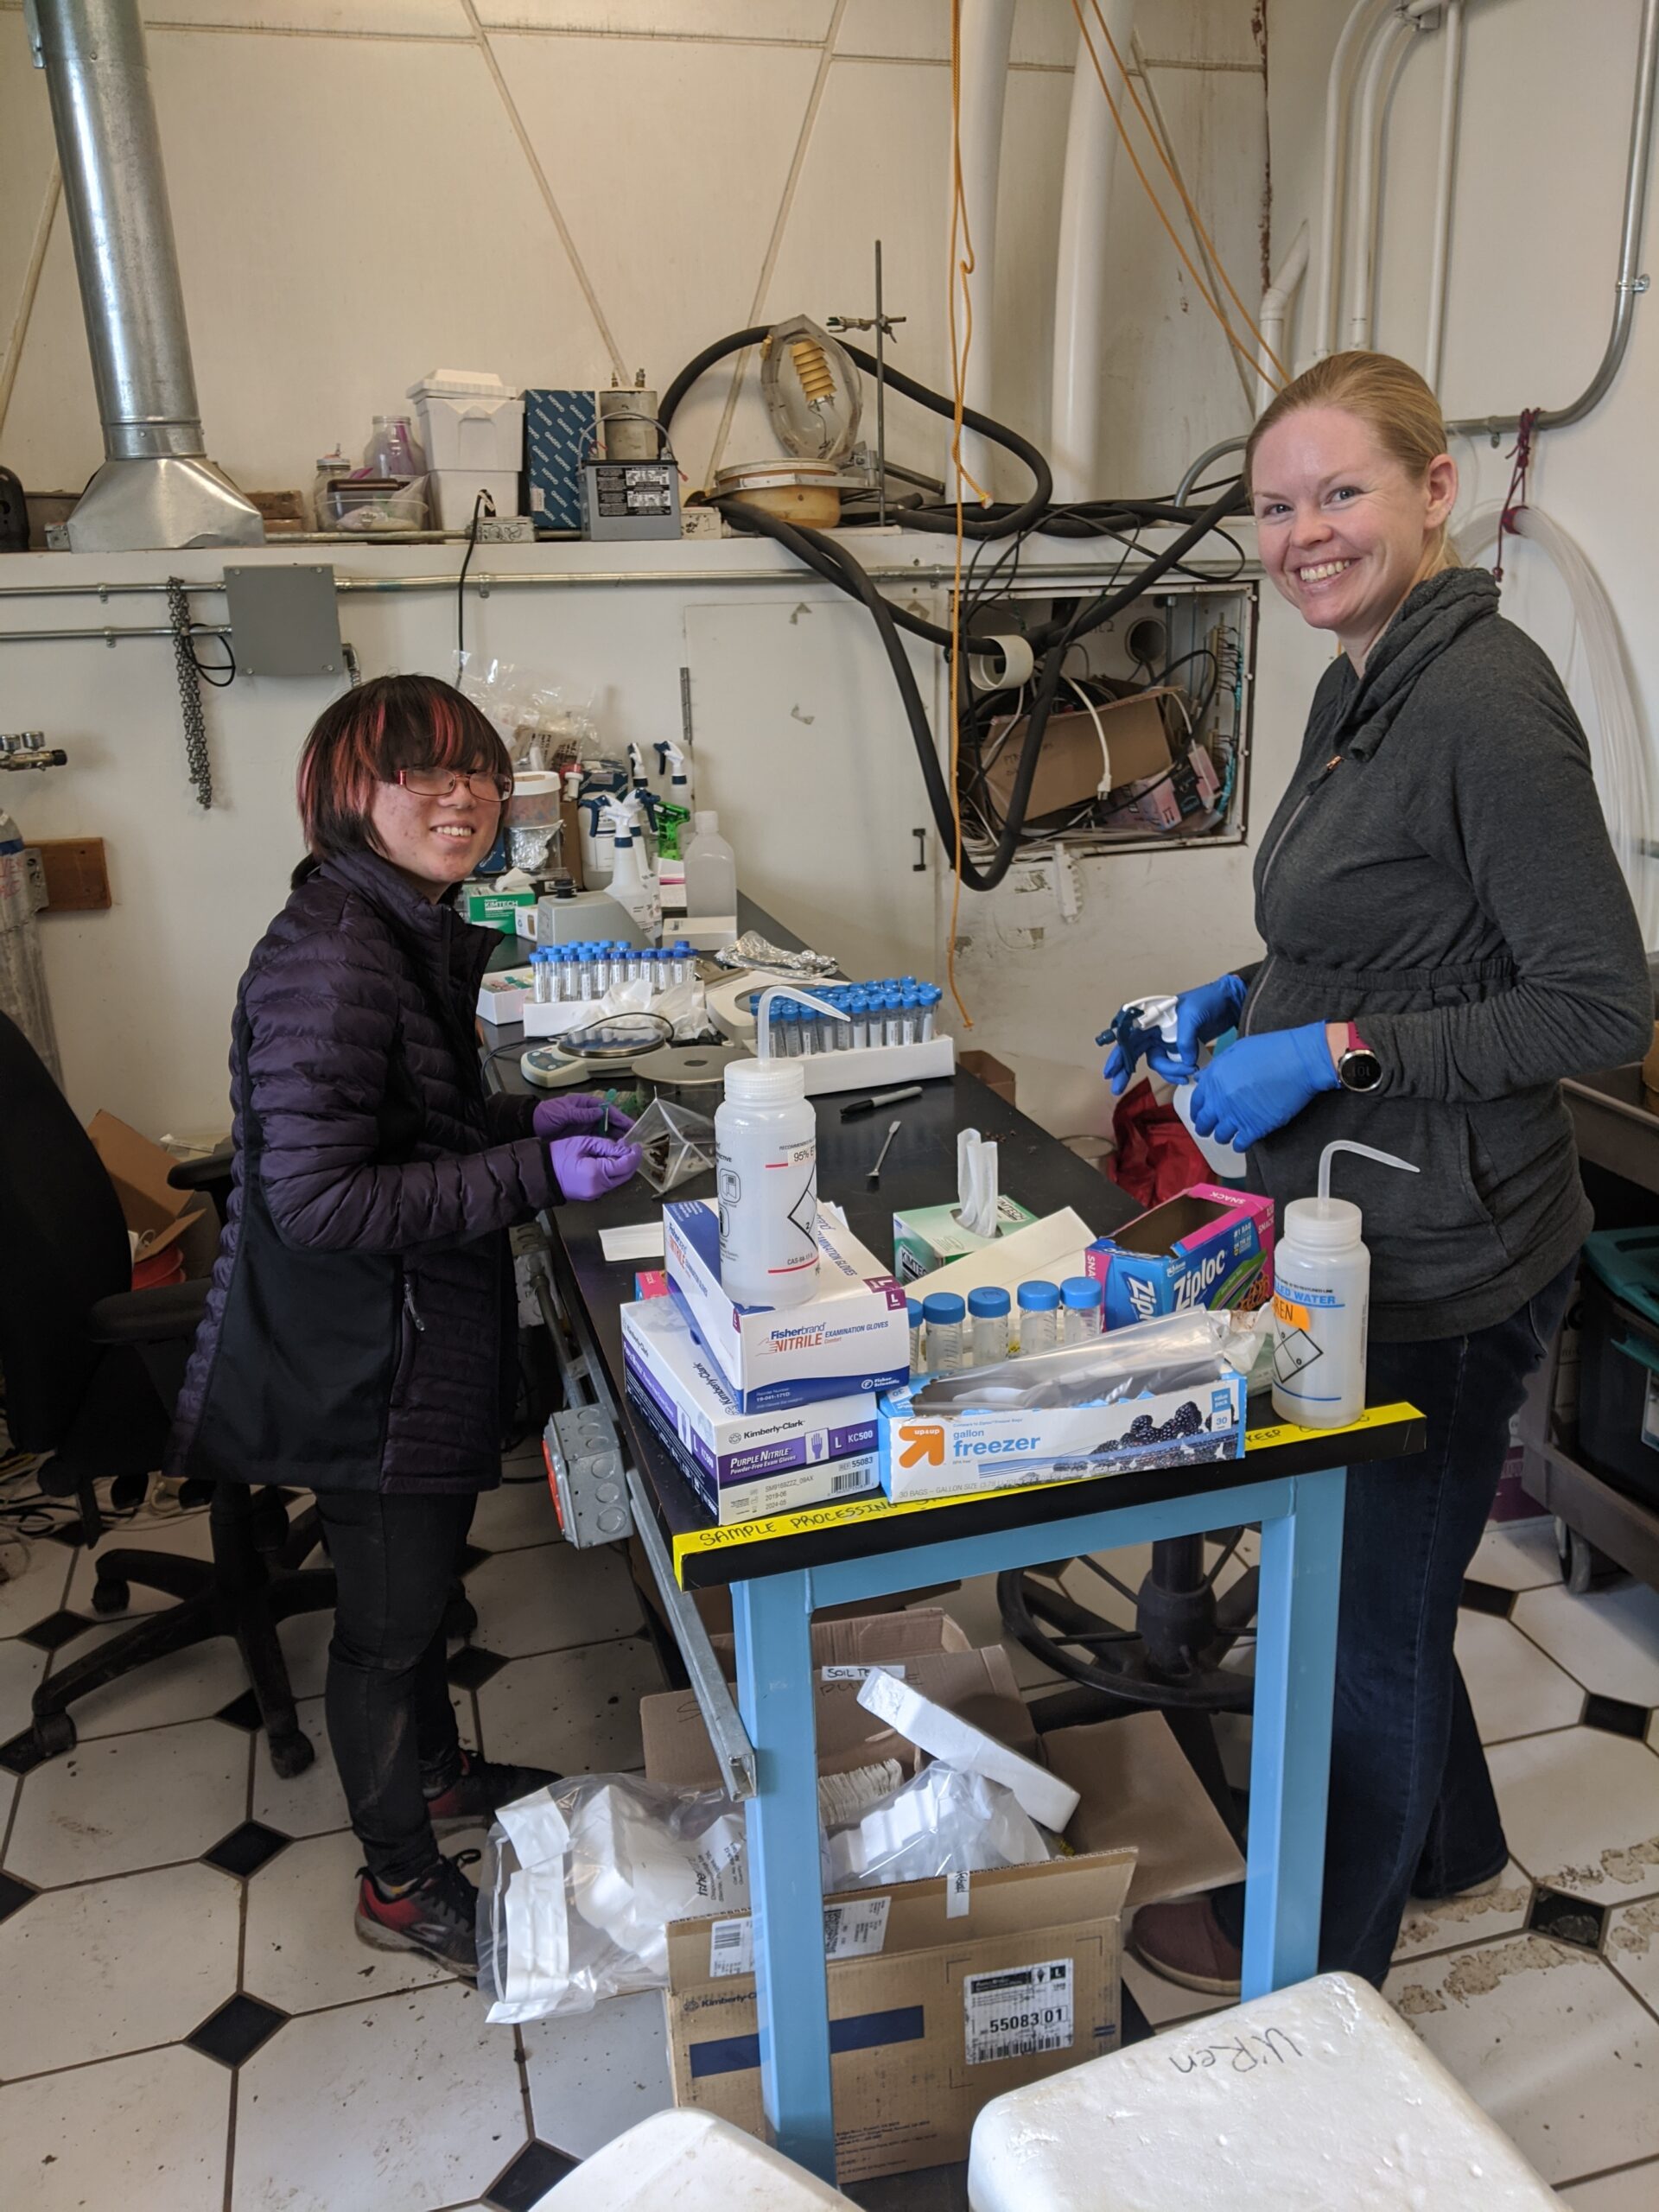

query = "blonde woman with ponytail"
[1110,353,1651,1993]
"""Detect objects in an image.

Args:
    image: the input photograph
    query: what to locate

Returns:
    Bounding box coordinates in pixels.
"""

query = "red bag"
[1109,1078,1208,1207]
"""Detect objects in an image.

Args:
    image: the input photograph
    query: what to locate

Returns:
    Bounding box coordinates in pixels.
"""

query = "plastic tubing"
[1456,502,1657,945]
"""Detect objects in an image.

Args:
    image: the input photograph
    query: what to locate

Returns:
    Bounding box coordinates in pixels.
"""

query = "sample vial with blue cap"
[918,984,941,1041]
[968,1285,1010,1368]
[848,990,869,1051]
[1016,1279,1061,1354]
[1061,1274,1104,1343]
[672,939,693,986]
[921,1290,967,1373]
[906,1298,925,1375]
[558,946,579,1000]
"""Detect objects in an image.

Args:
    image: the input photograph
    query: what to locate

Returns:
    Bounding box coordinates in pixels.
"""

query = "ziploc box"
[1085,1184,1274,1331]
[663,1198,910,1414]
[620,1294,880,1525]
[878,1370,1246,1503]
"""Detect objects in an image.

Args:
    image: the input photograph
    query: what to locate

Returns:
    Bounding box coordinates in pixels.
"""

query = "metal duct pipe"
[26,0,262,551]
[1051,0,1134,502]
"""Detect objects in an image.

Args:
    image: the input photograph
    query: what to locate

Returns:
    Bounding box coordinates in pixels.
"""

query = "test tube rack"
[757,1032,956,1097]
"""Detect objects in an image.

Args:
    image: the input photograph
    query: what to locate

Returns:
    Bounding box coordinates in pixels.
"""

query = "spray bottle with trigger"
[652,739,694,860]
[716,986,842,1306]
[600,796,661,939]
[1271,1140,1420,1429]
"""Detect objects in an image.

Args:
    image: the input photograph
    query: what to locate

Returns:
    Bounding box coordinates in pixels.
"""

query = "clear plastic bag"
[478,1776,748,2024]
[823,1764,1052,1892]
[910,1307,1243,1414]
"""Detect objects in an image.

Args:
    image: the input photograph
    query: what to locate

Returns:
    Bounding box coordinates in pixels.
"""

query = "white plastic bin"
[967,1971,1558,2211]
[407,369,524,474]
[539,2108,854,2208]
[428,468,521,530]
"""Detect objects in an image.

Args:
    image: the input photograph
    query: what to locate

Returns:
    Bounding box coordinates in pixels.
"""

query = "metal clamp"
[624,1465,756,1800]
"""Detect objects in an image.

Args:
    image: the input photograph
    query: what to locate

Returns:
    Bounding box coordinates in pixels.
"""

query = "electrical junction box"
[582,460,681,542]
[544,1404,632,1548]
[223,563,341,678]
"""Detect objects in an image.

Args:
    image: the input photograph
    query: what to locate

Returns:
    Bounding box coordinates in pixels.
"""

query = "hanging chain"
[166,575,213,808]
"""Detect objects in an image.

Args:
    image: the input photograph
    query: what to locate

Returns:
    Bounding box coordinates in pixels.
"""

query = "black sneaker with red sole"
[423,1750,563,1835]
[355,1849,482,1978]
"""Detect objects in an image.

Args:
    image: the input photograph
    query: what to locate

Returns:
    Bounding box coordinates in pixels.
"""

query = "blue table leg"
[730,1569,836,2181]
[1241,1466,1347,1999]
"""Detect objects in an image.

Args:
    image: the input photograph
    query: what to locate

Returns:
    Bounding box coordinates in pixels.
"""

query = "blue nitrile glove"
[533,1093,636,1141]
[1187,1022,1339,1151]
[1099,974,1249,1096]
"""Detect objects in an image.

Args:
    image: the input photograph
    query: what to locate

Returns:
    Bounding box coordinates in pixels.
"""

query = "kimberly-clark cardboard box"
[623,1296,879,1526]
[1085,1184,1274,1331]
[892,1194,1039,1284]
[664,1199,909,1414]
[658,1678,1243,2183]
[878,1369,1247,1503]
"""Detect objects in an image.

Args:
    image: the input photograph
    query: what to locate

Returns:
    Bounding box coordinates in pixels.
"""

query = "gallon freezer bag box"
[663,1198,909,1414]
[877,1313,1249,1503]
[1085,1184,1274,1330]
[620,1294,880,1526]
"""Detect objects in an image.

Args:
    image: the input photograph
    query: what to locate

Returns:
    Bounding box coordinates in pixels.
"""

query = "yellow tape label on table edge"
[668,1401,1423,1582]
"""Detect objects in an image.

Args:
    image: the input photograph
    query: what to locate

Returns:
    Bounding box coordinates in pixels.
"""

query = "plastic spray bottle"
[715,986,841,1307]
[653,739,695,859]
[1271,1140,1420,1429]
[601,799,661,939]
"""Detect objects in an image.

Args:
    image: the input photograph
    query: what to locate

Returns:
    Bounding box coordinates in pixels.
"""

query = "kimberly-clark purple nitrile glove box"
[662,1198,910,1414]
[620,1294,880,1525]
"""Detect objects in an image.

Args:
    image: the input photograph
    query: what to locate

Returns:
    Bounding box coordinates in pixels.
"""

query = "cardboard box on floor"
[86,1111,216,1278]
[652,1610,1244,2181]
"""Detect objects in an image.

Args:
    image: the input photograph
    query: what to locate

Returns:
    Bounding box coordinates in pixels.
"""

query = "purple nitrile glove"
[549,1134,643,1201]
[1187,1021,1339,1152]
[532,1093,636,1141]
[1099,974,1248,1096]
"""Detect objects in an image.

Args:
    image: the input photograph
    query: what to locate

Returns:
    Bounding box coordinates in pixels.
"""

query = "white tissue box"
[892,1196,1039,1284]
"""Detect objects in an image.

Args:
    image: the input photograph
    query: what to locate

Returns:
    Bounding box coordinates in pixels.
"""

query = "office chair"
[0,1008,339,1776]
[999,1536,1257,1840]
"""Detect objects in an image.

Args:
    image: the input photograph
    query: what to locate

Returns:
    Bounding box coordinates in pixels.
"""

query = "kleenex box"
[663,1198,909,1414]
[620,1295,880,1524]
[892,1194,1039,1284]
[1085,1184,1274,1331]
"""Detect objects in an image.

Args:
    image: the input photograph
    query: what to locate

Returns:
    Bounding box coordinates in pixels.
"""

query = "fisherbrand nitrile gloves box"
[1084,1185,1274,1331]
[663,1198,910,1414]
[620,1294,880,1524]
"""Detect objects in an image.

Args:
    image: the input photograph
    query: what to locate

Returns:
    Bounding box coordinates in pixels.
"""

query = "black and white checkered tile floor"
[2,1478,1658,2209]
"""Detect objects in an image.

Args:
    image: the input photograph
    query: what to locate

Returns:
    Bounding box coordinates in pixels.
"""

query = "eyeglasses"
[395,767,512,804]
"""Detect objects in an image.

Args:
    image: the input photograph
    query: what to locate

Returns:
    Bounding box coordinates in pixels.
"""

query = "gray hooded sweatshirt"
[1238,565,1651,1342]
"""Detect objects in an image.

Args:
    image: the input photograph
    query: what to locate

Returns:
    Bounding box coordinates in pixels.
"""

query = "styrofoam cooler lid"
[407,370,520,402]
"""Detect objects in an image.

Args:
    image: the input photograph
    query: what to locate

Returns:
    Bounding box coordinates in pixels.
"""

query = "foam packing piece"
[967,1970,1558,2211]
[541,2107,855,2208]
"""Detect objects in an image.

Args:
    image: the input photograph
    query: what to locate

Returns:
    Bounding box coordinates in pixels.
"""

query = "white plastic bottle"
[683,810,737,918]
[1272,1141,1420,1429]
[602,803,661,940]
[715,987,838,1307]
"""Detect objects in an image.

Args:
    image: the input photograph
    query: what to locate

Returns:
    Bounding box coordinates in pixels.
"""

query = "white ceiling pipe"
[1051,0,1135,502]
[1257,219,1311,415]
[1309,0,1393,365]
[1347,7,1421,351]
[1423,0,1466,391]
[953,0,1016,500]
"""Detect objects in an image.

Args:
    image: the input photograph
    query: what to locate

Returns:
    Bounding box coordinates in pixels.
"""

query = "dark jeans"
[314,1489,477,1886]
[1216,1259,1575,1986]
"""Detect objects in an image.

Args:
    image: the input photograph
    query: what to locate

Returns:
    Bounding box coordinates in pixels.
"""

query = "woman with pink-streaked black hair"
[169,673,640,1973]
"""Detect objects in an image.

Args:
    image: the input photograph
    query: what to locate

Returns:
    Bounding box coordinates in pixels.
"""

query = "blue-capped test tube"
[531,950,550,1004]
[918,983,941,1040]
[899,987,920,1046]
[558,947,578,1001]
[672,939,693,987]
[579,944,598,1000]
[884,989,906,1050]
[848,990,869,1051]
[781,999,802,1056]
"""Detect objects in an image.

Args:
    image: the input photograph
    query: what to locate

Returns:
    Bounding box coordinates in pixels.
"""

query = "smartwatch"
[1337,1021,1383,1093]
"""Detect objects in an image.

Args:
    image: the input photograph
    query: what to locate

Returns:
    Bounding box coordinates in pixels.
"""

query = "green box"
[462,886,536,937]
[892,1196,1039,1285]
